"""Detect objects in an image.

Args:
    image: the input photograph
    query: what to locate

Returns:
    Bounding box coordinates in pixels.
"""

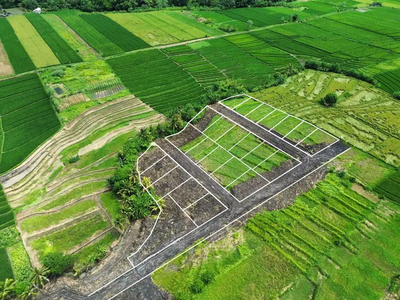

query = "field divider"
[140,155,167,174]
[161,177,191,199]
[151,165,178,185]
[295,128,318,146]
[283,121,304,138]
[269,115,290,132]
[183,193,210,211]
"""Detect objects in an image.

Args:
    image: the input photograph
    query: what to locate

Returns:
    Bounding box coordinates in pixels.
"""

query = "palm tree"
[30,267,50,289]
[19,285,38,300]
[0,278,15,300]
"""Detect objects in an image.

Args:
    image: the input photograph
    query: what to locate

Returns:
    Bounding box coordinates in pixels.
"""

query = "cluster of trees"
[0,0,293,12]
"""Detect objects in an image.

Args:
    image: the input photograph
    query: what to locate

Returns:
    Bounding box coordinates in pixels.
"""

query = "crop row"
[0,73,61,174]
[80,14,149,52]
[0,18,35,74]
[57,11,123,57]
[25,13,82,64]
[107,49,206,114]
[374,172,400,203]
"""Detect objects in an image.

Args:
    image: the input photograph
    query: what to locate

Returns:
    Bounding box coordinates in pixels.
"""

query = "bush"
[190,278,205,294]
[370,1,382,6]
[219,24,237,32]
[41,253,73,276]
[393,91,400,100]
[68,155,79,164]
[321,93,338,107]
[201,270,215,284]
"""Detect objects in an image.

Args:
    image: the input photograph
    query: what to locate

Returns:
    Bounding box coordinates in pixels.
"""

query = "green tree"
[0,279,16,300]
[170,114,184,132]
[322,93,338,107]
[30,267,50,289]
[19,285,38,300]
[246,19,253,30]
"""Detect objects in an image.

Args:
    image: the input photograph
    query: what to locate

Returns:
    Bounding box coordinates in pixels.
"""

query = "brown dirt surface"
[0,42,13,76]
[59,93,89,110]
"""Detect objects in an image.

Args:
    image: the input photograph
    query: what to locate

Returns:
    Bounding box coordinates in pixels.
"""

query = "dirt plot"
[141,156,176,182]
[137,146,165,171]
[186,194,225,226]
[0,42,13,76]
[153,167,190,196]
[169,178,208,208]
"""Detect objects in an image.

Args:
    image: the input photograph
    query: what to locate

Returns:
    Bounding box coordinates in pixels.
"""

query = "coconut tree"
[30,267,50,289]
[0,278,16,300]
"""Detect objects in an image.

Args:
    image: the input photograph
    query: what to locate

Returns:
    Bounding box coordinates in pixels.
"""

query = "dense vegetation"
[0,73,60,173]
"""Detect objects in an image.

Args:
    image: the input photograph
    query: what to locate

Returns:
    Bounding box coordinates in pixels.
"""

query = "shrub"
[41,253,73,276]
[321,93,338,107]
[370,1,382,6]
[337,170,346,178]
[219,24,237,32]
[201,270,215,284]
[68,155,79,164]
[393,91,400,100]
[190,278,205,294]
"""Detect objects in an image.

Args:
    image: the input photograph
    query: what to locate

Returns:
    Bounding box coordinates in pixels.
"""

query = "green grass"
[41,14,97,61]
[100,192,121,223]
[7,15,60,68]
[31,214,109,257]
[25,13,82,64]
[7,242,32,281]
[181,114,289,188]
[0,248,13,281]
[0,73,61,174]
[107,49,206,114]
[153,172,400,299]
[21,200,97,233]
[80,14,149,52]
[0,18,35,73]
[40,181,107,211]
[56,10,123,57]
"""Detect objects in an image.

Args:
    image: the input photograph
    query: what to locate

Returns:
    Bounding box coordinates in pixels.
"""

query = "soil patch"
[0,42,13,76]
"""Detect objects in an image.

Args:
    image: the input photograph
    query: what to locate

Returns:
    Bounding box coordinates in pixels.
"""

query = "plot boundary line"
[219,94,339,157]
[106,147,351,300]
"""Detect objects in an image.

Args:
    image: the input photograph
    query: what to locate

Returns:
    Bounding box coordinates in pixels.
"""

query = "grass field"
[56,10,123,57]
[181,111,290,189]
[80,14,149,52]
[25,13,83,64]
[0,18,36,74]
[0,73,61,174]
[107,49,206,114]
[41,14,98,61]
[252,70,400,167]
[153,172,400,299]
[7,15,60,68]
[108,11,222,46]
[374,171,400,204]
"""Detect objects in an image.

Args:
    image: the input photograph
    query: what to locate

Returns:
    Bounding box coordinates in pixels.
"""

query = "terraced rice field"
[7,15,60,68]
[0,73,61,174]
[252,70,400,166]
[107,49,206,114]
[374,171,400,204]
[0,18,36,74]
[1,95,165,267]
[108,11,222,46]
[154,173,400,299]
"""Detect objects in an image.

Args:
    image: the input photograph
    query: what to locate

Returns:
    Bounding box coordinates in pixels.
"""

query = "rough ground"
[38,102,348,300]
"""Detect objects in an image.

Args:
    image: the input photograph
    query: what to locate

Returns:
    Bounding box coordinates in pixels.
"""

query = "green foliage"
[7,243,32,281]
[68,155,80,164]
[0,227,20,249]
[0,18,35,73]
[374,171,400,204]
[321,92,338,107]
[218,23,237,32]
[80,14,149,52]
[41,253,73,276]
[304,60,377,85]
[25,13,82,64]
[393,91,400,100]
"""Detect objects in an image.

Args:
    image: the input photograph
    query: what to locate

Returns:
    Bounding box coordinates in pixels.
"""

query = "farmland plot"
[0,41,13,76]
[0,73,60,173]
[25,13,83,64]
[8,15,60,68]
[80,14,149,52]
[252,70,400,166]
[41,14,98,61]
[0,18,36,74]
[56,10,123,57]
[107,49,206,114]
[108,11,221,46]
